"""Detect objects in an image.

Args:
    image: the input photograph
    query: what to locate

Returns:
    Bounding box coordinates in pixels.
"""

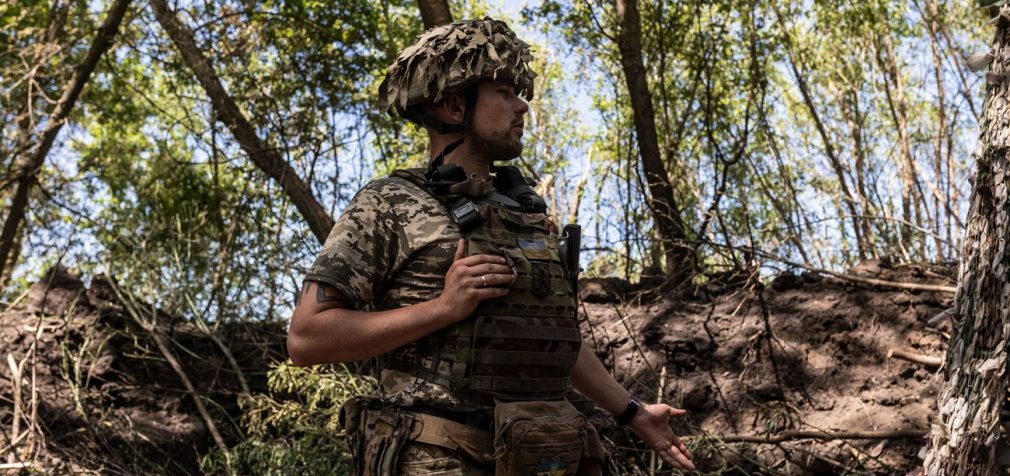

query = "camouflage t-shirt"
[304,172,482,410]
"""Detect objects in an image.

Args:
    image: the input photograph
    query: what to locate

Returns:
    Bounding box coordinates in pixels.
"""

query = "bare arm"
[571,344,633,415]
[287,239,514,366]
[571,344,695,470]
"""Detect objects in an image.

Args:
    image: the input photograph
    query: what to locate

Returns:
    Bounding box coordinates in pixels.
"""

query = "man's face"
[466,79,530,161]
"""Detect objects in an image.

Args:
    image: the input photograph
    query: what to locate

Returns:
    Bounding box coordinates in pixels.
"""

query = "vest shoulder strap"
[389,167,430,192]
[389,167,456,209]
[391,168,483,231]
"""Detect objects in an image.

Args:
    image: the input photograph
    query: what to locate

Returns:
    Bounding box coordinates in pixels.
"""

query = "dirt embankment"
[580,260,953,475]
[1,261,953,474]
[0,268,285,474]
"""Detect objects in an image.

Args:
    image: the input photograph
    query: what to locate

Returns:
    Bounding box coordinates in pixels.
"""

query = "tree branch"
[149,0,334,243]
[615,0,693,279]
[0,0,133,284]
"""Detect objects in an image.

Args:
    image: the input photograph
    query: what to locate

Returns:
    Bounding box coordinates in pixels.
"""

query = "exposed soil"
[0,268,286,474]
[579,260,953,475]
[0,261,953,475]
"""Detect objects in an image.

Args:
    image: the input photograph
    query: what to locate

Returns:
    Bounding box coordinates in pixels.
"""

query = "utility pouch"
[491,400,604,476]
[340,396,413,476]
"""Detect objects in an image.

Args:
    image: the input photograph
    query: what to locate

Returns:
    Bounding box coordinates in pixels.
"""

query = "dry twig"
[109,282,229,454]
[887,348,942,370]
[711,428,927,444]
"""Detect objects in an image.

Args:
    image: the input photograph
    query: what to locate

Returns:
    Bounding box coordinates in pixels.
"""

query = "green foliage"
[201,362,376,475]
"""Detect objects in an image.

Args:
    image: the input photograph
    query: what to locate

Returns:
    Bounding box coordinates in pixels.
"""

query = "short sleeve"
[303,182,403,310]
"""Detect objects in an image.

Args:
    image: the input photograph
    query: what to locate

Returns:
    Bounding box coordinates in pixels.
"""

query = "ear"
[438,92,466,125]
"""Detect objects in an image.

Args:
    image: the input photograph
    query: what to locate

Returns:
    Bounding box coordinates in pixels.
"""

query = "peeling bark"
[923,3,1010,473]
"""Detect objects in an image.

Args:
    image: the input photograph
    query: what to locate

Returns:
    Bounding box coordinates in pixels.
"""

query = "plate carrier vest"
[386,168,582,402]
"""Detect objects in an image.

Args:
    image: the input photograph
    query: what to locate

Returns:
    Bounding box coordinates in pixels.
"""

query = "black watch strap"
[616,397,641,426]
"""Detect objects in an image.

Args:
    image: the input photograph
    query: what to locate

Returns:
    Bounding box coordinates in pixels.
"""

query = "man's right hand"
[435,238,514,323]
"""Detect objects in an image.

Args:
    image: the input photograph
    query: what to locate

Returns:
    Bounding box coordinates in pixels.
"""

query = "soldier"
[287,18,694,475]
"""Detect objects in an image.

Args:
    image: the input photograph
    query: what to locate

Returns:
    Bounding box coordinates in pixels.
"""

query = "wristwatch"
[616,397,641,426]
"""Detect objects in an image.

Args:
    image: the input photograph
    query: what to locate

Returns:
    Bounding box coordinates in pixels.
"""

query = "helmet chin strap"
[432,139,464,168]
[424,138,466,184]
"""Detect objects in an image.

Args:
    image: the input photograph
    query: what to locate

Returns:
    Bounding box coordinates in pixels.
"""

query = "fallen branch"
[813,269,956,294]
[704,241,958,294]
[757,249,955,293]
[887,348,942,370]
[1,286,32,313]
[711,428,927,444]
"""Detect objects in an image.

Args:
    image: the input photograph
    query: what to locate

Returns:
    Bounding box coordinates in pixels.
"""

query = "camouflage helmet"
[378,17,537,133]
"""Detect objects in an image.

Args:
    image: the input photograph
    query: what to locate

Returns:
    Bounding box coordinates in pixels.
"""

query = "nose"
[515,95,529,115]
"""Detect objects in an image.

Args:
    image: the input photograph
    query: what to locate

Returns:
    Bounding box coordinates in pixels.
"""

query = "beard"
[468,126,523,162]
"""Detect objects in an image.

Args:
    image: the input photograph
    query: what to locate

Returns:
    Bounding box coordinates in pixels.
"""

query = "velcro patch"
[519,238,552,260]
[532,262,551,297]
[535,455,570,476]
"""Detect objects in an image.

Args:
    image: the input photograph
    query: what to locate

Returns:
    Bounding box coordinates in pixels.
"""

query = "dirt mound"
[1,267,285,474]
[2,261,954,474]
[580,260,953,474]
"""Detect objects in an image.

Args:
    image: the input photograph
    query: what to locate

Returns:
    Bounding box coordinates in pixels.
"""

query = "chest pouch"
[490,399,604,476]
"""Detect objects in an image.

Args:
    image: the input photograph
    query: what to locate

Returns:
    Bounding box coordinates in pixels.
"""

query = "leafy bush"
[201,362,376,475]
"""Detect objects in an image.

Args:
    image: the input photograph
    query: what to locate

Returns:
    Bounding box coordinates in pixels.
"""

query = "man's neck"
[431,136,492,180]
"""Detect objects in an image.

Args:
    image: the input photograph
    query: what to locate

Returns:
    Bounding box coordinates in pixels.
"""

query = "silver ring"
[480,275,487,288]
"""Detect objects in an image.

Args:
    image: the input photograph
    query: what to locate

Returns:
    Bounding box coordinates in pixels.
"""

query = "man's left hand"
[629,403,695,470]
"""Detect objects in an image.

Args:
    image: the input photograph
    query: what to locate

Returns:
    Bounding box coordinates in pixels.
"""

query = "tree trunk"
[615,0,693,280]
[0,0,132,285]
[416,0,452,29]
[923,3,1010,473]
[149,0,334,244]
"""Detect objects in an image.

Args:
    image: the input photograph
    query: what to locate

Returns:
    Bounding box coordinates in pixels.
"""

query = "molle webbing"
[385,169,581,401]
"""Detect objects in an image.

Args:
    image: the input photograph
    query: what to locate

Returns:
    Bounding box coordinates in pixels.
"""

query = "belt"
[410,405,493,431]
[381,409,494,465]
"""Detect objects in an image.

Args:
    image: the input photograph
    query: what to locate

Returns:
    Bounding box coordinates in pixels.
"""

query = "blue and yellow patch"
[535,455,570,476]
[519,238,552,260]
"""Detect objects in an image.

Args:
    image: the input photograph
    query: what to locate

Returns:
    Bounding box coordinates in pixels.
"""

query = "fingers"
[667,407,688,417]
[654,442,694,471]
[676,439,691,460]
[467,263,513,276]
[455,253,508,267]
[665,451,695,470]
[668,445,695,470]
[674,436,692,460]
[472,273,515,288]
[453,238,466,261]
